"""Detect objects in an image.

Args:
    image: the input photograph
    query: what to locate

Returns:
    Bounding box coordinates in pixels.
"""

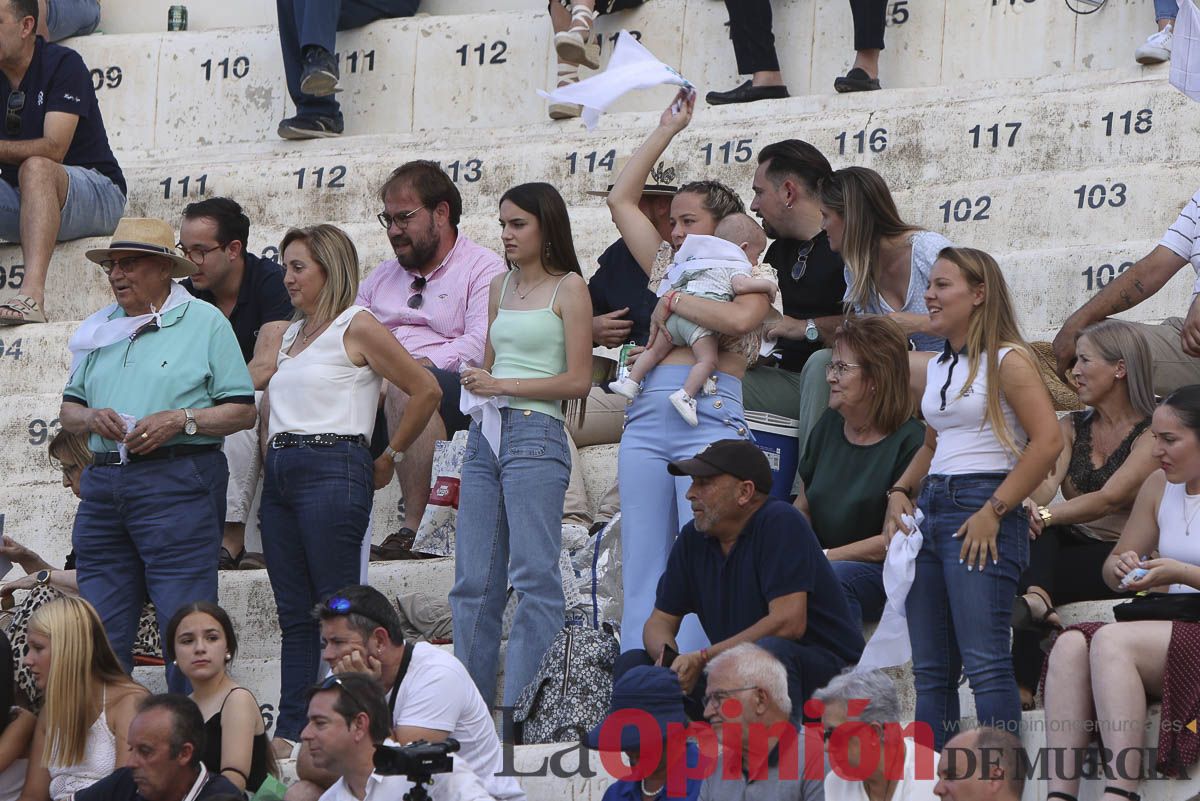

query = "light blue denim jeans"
[451,408,570,707]
[906,473,1030,751]
[1156,0,1177,21]
[618,364,751,653]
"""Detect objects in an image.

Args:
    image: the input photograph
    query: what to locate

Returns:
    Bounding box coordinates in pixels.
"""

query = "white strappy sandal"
[548,62,583,119]
[554,3,600,69]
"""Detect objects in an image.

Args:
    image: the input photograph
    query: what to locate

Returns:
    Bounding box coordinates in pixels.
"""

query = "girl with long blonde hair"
[883,247,1061,750]
[16,596,145,801]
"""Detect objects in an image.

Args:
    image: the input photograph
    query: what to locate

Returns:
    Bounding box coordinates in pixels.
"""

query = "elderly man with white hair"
[699,642,824,801]
[814,670,939,801]
[59,217,256,692]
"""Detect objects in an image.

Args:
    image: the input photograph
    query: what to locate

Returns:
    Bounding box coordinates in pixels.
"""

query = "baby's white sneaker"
[670,389,699,426]
[610,376,641,400]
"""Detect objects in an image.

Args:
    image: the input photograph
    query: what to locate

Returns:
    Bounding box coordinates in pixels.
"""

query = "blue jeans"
[451,409,571,707]
[906,473,1029,751]
[1156,0,1177,21]
[275,0,418,119]
[74,450,227,693]
[260,440,373,740]
[618,364,750,653]
[46,0,100,41]
[831,560,886,624]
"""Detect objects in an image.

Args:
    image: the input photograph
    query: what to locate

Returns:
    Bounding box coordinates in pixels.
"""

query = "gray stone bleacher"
[0,0,1194,798]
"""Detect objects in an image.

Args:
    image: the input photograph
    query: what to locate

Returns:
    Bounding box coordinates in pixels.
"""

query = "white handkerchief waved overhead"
[459,383,509,458]
[537,30,693,130]
[1171,0,1200,102]
[854,510,925,673]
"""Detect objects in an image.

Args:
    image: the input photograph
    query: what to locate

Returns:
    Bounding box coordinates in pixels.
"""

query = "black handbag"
[1113,592,1200,623]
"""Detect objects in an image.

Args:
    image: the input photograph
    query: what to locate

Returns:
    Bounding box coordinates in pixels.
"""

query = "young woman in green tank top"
[451,183,594,707]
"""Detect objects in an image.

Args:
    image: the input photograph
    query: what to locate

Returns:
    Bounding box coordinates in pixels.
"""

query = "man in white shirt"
[814,670,939,801]
[303,672,494,801]
[286,585,525,801]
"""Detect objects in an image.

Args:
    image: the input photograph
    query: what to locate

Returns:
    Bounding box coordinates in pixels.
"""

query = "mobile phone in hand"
[661,644,679,668]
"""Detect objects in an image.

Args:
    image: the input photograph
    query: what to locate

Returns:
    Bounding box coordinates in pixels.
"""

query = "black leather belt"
[92,443,220,466]
[269,433,367,449]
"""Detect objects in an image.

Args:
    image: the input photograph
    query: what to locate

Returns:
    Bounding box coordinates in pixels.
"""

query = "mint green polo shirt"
[63,300,255,453]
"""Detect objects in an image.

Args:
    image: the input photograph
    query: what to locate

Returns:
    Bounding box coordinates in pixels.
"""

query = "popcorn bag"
[412,430,470,557]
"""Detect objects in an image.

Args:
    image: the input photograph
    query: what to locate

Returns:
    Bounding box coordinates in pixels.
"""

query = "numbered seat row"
[113,65,1188,233]
[70,0,1167,151]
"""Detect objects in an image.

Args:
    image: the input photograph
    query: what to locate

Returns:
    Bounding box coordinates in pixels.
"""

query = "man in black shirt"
[180,197,293,570]
[743,141,846,441]
[0,0,125,325]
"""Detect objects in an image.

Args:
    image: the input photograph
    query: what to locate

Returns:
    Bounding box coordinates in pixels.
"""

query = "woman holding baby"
[606,88,779,656]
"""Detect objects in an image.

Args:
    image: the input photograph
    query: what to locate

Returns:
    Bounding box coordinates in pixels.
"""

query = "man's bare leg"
[0,157,67,321]
[384,384,446,533]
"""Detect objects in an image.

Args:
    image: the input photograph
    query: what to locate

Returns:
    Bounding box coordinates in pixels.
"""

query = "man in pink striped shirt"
[356,161,506,559]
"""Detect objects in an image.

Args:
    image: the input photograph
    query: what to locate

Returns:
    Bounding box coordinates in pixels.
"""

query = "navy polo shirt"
[0,37,125,194]
[589,238,658,347]
[655,498,864,664]
[182,251,294,363]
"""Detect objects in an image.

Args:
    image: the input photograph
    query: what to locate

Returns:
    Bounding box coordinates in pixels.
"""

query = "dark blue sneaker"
[277,114,344,140]
[300,45,340,97]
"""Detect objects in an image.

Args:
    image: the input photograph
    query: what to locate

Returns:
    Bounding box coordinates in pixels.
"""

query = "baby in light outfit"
[611,213,775,425]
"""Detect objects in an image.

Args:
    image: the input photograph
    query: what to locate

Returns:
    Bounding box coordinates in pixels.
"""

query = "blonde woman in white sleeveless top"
[258,225,441,755]
[1044,385,1200,801]
[16,597,145,801]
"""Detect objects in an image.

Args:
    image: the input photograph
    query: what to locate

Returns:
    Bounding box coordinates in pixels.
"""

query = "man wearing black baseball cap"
[612,439,864,718]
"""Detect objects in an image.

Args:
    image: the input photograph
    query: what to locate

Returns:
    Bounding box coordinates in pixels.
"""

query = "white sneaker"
[1135,23,1172,64]
[610,376,641,400]
[670,389,699,426]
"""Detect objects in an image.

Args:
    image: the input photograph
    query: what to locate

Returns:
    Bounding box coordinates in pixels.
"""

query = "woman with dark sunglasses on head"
[260,224,441,757]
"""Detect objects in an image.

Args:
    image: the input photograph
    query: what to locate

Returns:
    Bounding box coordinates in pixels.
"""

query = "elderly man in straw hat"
[59,217,255,692]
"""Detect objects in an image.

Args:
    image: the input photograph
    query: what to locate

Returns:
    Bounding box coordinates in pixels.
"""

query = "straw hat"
[586,159,680,197]
[1029,341,1084,412]
[85,218,197,279]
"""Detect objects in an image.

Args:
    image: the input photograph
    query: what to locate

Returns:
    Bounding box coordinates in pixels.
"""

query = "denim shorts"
[47,0,100,42]
[0,165,125,242]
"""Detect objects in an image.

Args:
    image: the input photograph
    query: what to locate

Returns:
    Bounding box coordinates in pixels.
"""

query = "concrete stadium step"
[111,68,1190,226]
[68,0,1169,149]
[98,2,276,35]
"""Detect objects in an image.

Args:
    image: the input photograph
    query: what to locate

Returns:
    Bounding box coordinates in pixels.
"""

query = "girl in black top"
[166,603,275,793]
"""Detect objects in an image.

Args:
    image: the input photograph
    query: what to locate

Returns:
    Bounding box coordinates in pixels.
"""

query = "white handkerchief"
[459,384,509,458]
[117,413,138,465]
[1171,0,1200,102]
[68,281,194,379]
[854,510,924,673]
[537,30,692,130]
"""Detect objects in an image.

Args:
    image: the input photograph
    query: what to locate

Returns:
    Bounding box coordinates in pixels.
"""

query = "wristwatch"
[1037,505,1053,524]
[804,319,820,342]
[35,569,51,586]
[383,446,405,465]
[988,495,1009,517]
[183,408,197,436]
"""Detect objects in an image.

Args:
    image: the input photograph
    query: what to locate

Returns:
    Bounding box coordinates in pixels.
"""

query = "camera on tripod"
[374,738,460,801]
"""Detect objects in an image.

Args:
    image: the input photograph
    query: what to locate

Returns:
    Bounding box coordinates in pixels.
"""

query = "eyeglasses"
[790,240,816,282]
[701,686,758,709]
[6,91,24,137]
[58,462,82,478]
[378,207,427,230]
[825,361,863,379]
[99,254,155,275]
[408,276,427,309]
[176,242,224,265]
